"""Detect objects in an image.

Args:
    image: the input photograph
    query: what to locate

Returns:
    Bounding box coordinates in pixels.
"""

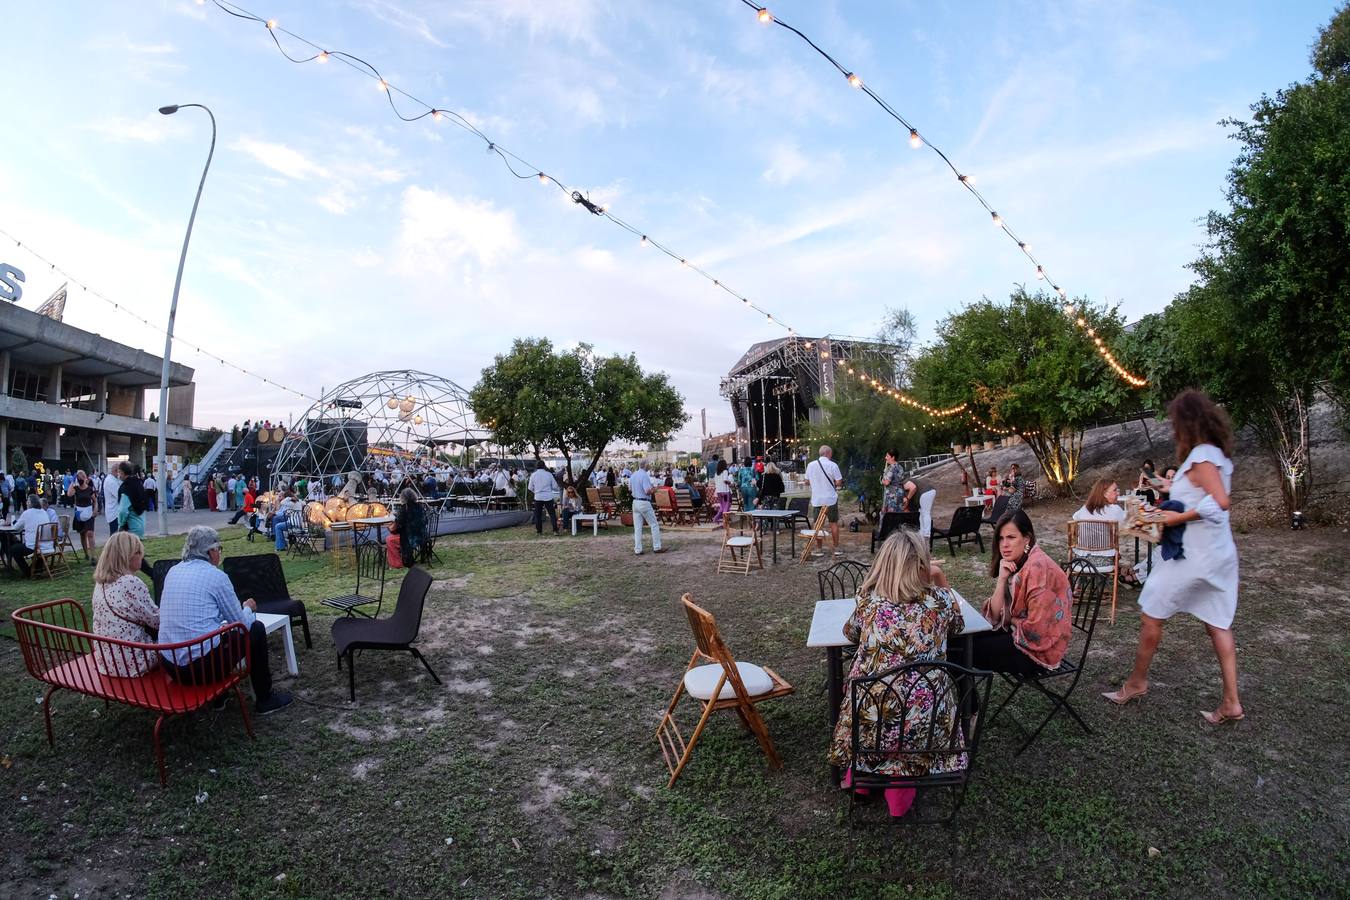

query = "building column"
[0,349,10,395]
[0,422,7,474]
[97,433,108,473]
[132,388,144,420]
[97,375,108,413]
[42,364,63,460]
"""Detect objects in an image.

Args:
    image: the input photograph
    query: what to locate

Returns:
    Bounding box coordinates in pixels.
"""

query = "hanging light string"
[0,228,319,402]
[742,2,1147,389]
[207,0,801,338]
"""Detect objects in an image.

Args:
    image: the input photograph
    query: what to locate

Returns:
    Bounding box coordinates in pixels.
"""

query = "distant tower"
[35,283,67,321]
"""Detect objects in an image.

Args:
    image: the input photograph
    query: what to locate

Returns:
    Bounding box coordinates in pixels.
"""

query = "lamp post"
[154,103,215,537]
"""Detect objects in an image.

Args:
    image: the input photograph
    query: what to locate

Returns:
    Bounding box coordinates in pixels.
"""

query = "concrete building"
[0,300,208,473]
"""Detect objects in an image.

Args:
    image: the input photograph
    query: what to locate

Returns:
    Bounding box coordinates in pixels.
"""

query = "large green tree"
[913,288,1133,495]
[469,339,686,487]
[1126,3,1350,513]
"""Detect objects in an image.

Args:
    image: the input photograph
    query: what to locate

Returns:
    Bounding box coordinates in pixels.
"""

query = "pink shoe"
[883,786,916,818]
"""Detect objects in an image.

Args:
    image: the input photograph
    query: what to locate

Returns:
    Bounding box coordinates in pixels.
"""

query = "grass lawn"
[1,507,1346,899]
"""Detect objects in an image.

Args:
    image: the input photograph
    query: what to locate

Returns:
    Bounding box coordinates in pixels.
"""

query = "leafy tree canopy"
[469,338,686,486]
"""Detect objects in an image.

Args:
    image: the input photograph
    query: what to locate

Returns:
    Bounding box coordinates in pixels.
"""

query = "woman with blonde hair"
[90,531,159,678]
[827,529,966,818]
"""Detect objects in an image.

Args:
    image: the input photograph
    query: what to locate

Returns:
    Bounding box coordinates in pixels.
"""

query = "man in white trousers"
[627,460,664,555]
[902,475,938,538]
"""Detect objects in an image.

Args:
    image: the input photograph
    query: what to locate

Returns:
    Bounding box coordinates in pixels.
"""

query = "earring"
[1024,543,1030,553]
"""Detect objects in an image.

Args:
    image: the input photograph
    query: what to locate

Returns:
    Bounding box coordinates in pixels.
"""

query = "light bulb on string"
[909,129,922,149]
[991,212,1002,227]
[1035,266,1045,280]
[846,73,862,89]
[431,109,441,120]
[757,7,773,23]
[266,19,277,29]
[639,235,648,247]
[318,50,329,63]
[378,79,389,91]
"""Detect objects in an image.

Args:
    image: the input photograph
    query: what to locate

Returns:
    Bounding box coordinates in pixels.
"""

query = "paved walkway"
[87,507,259,548]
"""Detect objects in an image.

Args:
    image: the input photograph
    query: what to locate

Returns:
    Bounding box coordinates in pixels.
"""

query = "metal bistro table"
[807,590,994,730]
[351,515,396,547]
[741,508,803,563]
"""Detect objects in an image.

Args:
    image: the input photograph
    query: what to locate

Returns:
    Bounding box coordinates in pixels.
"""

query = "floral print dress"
[881,463,904,514]
[91,573,160,678]
[827,587,967,777]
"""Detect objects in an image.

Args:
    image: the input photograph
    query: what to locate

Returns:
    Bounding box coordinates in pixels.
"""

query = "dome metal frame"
[270,369,490,493]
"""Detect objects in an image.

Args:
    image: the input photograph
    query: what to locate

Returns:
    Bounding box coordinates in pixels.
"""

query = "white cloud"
[316,189,353,215]
[354,0,450,48]
[85,114,188,145]
[394,186,519,273]
[231,137,328,180]
[761,142,810,185]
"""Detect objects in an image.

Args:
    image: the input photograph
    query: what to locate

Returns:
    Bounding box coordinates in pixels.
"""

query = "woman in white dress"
[1104,390,1243,724]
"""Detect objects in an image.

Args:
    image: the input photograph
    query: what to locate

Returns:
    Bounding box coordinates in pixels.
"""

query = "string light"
[757,7,772,23]
[205,0,811,341]
[0,228,319,403]
[739,0,1147,388]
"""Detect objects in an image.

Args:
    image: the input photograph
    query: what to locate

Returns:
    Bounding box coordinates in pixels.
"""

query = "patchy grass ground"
[1,503,1347,899]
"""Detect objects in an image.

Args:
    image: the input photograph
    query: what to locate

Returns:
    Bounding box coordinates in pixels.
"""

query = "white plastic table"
[807,590,993,727]
[571,512,602,536]
[964,494,994,507]
[255,611,299,676]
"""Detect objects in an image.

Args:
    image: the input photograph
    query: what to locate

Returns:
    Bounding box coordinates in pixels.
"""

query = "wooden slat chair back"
[674,489,703,524]
[1067,519,1120,623]
[31,522,70,579]
[799,506,831,563]
[716,513,762,575]
[655,594,794,787]
[653,490,678,524]
[56,514,82,561]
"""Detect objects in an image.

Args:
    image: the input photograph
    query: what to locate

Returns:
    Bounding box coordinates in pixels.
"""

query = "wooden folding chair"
[799,506,831,563]
[55,514,82,561]
[654,490,678,525]
[1067,520,1120,623]
[656,594,794,787]
[716,513,762,575]
[30,522,70,579]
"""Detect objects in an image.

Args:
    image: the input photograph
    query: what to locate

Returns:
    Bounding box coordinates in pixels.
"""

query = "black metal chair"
[980,495,1010,532]
[871,511,920,553]
[332,566,441,702]
[150,559,182,605]
[987,558,1107,755]
[320,541,387,618]
[846,660,994,826]
[283,509,319,557]
[417,508,441,565]
[221,553,313,649]
[930,507,985,557]
[818,559,871,601]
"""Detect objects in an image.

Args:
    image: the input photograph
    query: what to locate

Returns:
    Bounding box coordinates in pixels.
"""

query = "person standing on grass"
[902,474,938,539]
[103,465,122,536]
[527,464,560,536]
[711,459,732,524]
[806,445,844,557]
[116,462,147,538]
[1104,390,1244,725]
[628,459,664,556]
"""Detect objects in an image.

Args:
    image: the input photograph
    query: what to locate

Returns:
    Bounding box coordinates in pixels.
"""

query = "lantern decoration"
[347,501,374,521]
[413,415,423,425]
[369,501,389,518]
[304,501,330,527]
[324,497,349,522]
[399,396,416,414]
[387,397,399,409]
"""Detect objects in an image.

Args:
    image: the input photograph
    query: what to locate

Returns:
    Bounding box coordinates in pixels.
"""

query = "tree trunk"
[1254,392,1313,518]
[1021,427,1083,497]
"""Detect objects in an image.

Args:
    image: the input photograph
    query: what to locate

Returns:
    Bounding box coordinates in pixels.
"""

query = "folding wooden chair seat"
[799,506,831,562]
[1067,519,1121,623]
[716,514,762,575]
[56,514,82,561]
[656,594,794,787]
[30,522,70,579]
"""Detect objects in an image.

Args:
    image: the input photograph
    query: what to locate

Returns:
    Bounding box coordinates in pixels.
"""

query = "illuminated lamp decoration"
[304,501,330,527]
[325,497,350,522]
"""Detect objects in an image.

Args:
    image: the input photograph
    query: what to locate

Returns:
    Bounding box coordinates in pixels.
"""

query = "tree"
[10,446,28,476]
[913,288,1133,495]
[470,338,686,486]
[1133,3,1350,514]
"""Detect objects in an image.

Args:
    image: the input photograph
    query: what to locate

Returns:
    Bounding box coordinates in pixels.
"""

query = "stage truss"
[270,369,490,493]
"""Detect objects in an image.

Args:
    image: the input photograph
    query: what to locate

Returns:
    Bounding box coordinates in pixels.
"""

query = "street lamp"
[154,103,215,536]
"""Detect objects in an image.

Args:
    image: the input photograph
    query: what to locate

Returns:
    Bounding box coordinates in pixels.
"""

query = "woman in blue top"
[116,462,147,537]
[737,461,759,511]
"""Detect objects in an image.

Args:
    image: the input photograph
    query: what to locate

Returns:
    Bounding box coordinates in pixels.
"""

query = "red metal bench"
[12,598,255,785]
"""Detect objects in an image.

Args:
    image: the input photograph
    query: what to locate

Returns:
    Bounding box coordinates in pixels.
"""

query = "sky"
[0,0,1339,449]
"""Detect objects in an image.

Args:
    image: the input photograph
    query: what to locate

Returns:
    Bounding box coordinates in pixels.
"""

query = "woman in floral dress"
[827,529,966,817]
[879,450,904,514]
[91,531,159,678]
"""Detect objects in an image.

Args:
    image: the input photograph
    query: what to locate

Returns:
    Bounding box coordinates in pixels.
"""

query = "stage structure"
[271,370,528,533]
[719,335,898,462]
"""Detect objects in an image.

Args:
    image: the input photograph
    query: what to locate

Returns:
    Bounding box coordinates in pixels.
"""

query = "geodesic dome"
[270,370,489,491]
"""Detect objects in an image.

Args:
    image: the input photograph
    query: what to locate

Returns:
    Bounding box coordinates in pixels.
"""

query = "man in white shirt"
[527,465,560,535]
[7,495,54,575]
[492,467,510,495]
[627,460,664,555]
[103,465,123,535]
[144,473,158,513]
[226,475,238,511]
[806,445,844,556]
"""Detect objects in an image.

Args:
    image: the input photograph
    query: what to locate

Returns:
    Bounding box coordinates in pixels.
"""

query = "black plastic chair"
[332,566,441,702]
[871,511,920,553]
[150,559,182,605]
[846,660,994,826]
[980,495,1010,532]
[321,541,387,618]
[987,558,1106,755]
[221,553,313,649]
[786,497,810,527]
[818,559,871,601]
[930,507,985,557]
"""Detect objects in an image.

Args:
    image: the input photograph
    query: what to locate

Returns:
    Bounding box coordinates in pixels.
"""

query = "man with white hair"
[627,460,664,555]
[158,526,293,714]
[806,445,845,557]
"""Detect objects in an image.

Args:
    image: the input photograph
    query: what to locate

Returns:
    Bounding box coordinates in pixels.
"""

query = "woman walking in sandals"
[1104,389,1244,724]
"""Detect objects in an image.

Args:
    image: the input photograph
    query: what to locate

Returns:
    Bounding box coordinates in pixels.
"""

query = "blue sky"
[0,0,1338,448]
